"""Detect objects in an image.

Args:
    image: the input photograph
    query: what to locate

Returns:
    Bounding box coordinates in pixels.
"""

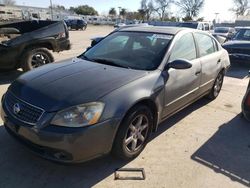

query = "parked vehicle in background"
[1,26,230,163]
[212,34,227,44]
[213,27,235,39]
[222,27,250,64]
[235,26,244,32]
[178,22,213,32]
[242,73,250,121]
[0,20,70,72]
[114,23,126,28]
[64,19,87,30]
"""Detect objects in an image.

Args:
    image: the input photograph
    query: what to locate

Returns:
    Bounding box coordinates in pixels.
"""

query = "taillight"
[245,92,250,107]
[56,32,66,39]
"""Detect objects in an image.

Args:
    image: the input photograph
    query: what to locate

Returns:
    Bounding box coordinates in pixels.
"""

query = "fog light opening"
[54,152,67,160]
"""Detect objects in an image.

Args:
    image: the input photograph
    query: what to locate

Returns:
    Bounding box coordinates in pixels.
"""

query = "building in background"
[0,4,75,21]
[0,4,117,25]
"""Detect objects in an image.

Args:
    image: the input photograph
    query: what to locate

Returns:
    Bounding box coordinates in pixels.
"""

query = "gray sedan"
[1,26,230,163]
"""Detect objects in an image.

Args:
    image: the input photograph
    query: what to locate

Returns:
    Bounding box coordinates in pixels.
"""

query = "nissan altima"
[1,26,230,163]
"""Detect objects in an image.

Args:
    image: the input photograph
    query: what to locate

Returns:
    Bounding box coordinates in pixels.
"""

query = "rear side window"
[169,33,197,62]
[194,33,215,57]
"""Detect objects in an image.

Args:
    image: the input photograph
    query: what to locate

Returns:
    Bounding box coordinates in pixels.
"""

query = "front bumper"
[1,105,121,163]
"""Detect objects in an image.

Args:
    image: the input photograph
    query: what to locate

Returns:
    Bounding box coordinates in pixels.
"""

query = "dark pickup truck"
[0,20,70,71]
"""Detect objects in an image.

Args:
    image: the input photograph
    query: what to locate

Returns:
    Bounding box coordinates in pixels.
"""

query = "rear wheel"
[21,48,54,72]
[207,71,224,99]
[112,105,153,160]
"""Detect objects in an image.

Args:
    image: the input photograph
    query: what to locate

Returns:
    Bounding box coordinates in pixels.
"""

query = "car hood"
[213,33,228,37]
[223,40,250,47]
[9,58,147,112]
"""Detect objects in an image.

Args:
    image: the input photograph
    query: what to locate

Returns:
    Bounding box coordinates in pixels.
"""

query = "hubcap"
[124,114,149,153]
[214,74,223,97]
[31,53,50,68]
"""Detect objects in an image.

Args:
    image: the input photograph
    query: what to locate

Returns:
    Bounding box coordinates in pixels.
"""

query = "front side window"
[82,31,173,70]
[169,33,197,62]
[194,33,215,57]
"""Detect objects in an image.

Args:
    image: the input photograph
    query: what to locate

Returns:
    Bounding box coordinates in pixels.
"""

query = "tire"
[207,71,224,100]
[112,105,153,160]
[21,48,54,72]
[82,25,87,31]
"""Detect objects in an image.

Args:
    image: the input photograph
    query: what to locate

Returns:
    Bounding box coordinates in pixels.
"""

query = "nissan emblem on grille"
[13,103,21,115]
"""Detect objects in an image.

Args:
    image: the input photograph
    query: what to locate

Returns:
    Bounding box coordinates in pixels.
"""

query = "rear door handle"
[195,71,201,76]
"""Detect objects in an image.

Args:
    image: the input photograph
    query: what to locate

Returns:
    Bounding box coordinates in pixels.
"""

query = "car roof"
[119,26,190,35]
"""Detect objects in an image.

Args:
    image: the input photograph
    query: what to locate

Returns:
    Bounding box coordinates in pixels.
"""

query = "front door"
[162,32,202,118]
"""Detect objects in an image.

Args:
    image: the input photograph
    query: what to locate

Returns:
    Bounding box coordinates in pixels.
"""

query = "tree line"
[108,0,250,21]
[108,0,205,21]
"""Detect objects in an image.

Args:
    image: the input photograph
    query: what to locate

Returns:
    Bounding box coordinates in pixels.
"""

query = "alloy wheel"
[214,73,223,97]
[124,114,149,153]
[31,52,50,68]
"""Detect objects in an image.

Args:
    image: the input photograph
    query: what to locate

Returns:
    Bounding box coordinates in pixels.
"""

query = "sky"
[15,0,236,21]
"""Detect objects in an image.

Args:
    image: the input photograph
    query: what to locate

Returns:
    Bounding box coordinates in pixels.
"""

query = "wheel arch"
[119,98,159,133]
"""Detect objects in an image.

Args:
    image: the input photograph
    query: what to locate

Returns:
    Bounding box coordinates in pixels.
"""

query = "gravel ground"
[0,25,250,188]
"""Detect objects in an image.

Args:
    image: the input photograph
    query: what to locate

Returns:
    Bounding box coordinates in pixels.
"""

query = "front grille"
[4,92,44,125]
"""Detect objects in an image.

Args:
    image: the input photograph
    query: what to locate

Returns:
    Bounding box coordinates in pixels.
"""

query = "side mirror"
[166,59,192,70]
[86,46,91,51]
[91,37,104,47]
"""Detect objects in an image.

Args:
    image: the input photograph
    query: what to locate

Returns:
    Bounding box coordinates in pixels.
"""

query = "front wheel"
[21,48,54,72]
[82,25,87,31]
[112,105,153,160]
[207,71,224,100]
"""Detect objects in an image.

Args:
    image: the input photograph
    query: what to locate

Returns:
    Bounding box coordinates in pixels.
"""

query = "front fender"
[99,71,165,125]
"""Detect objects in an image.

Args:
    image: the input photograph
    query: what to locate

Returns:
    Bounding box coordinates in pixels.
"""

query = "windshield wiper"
[91,58,130,69]
[80,54,94,62]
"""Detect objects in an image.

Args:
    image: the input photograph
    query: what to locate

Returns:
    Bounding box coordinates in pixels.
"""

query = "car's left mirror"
[165,59,192,70]
[91,37,104,47]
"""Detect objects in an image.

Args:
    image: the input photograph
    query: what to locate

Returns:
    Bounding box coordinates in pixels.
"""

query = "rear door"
[194,33,222,94]
[162,32,202,117]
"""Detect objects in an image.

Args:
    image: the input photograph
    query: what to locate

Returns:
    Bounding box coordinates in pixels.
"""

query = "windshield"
[234,29,250,41]
[81,31,173,70]
[178,23,198,29]
[214,27,229,33]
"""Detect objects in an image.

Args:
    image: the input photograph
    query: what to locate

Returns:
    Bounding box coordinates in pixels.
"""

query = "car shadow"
[0,97,211,188]
[0,70,23,85]
[191,115,250,187]
[226,64,249,79]
[151,98,211,141]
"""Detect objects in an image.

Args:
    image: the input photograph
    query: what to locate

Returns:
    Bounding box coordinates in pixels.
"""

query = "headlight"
[51,102,105,127]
